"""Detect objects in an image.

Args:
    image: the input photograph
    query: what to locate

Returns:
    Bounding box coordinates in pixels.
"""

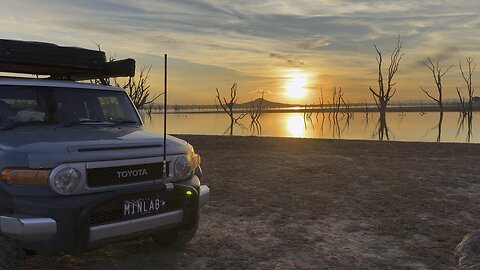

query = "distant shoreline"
[149,104,480,114]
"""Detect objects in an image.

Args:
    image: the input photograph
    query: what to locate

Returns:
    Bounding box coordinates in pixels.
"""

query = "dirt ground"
[28,135,480,269]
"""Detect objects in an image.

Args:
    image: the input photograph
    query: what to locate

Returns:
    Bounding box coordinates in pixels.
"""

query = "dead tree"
[420,57,453,113]
[420,57,453,142]
[116,66,162,109]
[457,87,468,117]
[248,92,264,135]
[145,103,155,116]
[457,57,476,142]
[248,92,264,122]
[368,36,404,141]
[368,37,404,114]
[216,83,242,135]
[459,57,476,113]
[214,98,220,112]
[315,88,325,121]
[317,89,326,135]
[341,97,353,119]
[329,87,345,138]
[364,99,370,119]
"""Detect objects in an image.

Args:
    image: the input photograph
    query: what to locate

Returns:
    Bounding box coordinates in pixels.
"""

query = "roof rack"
[0,39,135,81]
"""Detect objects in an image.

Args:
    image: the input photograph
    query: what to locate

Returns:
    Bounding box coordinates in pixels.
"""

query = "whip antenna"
[163,54,168,183]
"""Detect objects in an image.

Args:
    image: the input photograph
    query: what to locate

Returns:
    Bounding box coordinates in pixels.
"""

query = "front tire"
[0,234,26,270]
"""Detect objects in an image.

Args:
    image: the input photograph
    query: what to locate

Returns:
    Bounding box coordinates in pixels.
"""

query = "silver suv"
[0,77,209,269]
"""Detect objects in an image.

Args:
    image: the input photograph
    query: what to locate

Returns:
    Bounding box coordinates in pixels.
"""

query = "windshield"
[0,85,140,129]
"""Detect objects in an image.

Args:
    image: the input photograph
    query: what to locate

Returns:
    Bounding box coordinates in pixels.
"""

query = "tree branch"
[420,86,439,103]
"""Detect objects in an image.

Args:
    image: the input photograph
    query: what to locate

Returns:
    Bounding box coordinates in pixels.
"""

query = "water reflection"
[457,112,473,143]
[377,113,389,141]
[143,111,480,143]
[287,115,305,137]
[437,112,443,142]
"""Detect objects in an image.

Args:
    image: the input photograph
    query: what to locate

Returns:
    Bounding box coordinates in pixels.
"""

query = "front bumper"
[199,185,210,207]
[0,180,210,254]
[90,210,183,242]
[0,215,57,241]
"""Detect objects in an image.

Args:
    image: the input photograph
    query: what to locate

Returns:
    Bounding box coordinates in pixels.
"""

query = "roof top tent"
[0,39,135,81]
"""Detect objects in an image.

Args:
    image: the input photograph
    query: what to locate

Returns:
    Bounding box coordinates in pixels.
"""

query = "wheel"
[153,218,199,248]
[0,234,26,270]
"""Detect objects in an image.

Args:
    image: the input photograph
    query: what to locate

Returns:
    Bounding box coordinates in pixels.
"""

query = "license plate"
[123,196,166,217]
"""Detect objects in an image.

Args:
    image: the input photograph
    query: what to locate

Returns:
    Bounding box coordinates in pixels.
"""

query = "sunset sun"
[285,71,308,99]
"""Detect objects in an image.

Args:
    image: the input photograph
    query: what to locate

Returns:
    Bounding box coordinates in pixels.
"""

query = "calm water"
[143,111,480,143]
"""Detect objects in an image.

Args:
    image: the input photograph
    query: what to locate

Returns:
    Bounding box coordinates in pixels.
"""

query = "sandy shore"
[28,135,480,269]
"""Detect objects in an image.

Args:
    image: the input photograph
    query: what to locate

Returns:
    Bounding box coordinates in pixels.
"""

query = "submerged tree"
[457,57,476,142]
[420,57,453,114]
[419,57,453,142]
[216,83,241,135]
[247,91,264,135]
[368,36,404,140]
[459,57,476,113]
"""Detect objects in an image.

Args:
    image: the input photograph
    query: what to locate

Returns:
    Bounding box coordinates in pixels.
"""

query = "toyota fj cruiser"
[0,40,209,269]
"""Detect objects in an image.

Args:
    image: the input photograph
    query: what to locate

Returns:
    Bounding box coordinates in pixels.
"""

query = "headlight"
[50,167,81,194]
[174,155,193,179]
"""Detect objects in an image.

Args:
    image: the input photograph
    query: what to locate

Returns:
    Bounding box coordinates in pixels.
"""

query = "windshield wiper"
[0,121,59,131]
[61,120,114,127]
[111,120,139,126]
[61,119,139,127]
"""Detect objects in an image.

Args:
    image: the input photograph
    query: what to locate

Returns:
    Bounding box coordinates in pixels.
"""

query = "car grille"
[89,190,184,226]
[86,162,169,188]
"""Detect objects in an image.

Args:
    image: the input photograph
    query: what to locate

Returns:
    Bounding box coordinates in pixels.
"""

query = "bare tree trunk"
[368,36,404,141]
[420,57,453,114]
[419,57,453,142]
[216,83,241,136]
[459,57,476,114]
[458,57,476,142]
[116,66,163,109]
[457,87,468,117]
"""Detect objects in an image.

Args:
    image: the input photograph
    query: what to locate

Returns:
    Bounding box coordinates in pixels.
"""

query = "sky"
[1,0,480,104]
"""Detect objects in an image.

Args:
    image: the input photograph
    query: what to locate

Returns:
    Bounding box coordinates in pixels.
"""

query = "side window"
[98,96,126,121]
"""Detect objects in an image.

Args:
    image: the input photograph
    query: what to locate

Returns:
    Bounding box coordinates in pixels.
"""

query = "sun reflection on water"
[286,114,305,138]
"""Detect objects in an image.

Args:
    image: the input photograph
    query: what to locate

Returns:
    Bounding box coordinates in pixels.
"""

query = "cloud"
[414,46,460,67]
[298,36,331,50]
[269,54,304,66]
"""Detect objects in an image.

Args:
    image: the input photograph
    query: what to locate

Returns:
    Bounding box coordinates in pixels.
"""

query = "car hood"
[0,126,190,168]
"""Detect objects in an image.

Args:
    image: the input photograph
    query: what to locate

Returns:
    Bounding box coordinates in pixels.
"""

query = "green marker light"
[186,191,193,195]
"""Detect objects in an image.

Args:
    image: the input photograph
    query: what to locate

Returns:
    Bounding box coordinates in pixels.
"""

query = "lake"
[143,111,480,143]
